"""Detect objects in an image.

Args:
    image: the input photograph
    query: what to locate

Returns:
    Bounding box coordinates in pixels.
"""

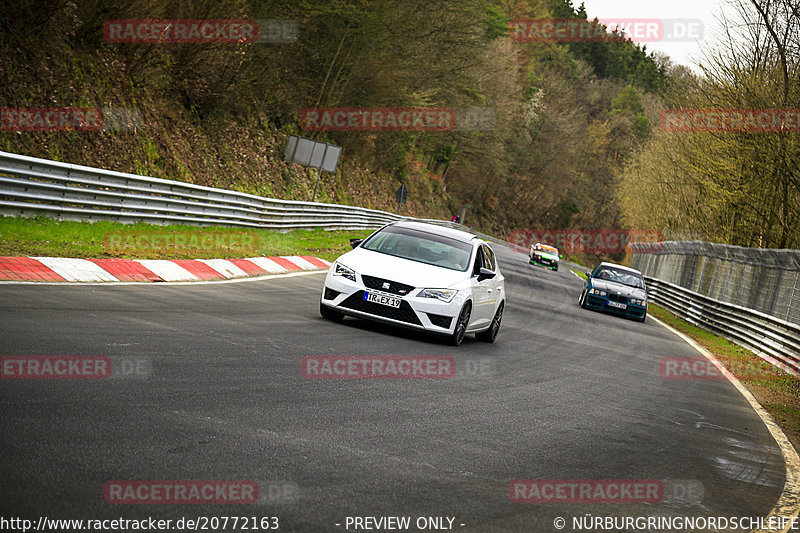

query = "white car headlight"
[418,288,458,303]
[333,262,356,282]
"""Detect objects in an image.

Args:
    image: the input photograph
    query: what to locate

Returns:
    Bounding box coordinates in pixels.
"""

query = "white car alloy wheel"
[450,302,472,346]
[476,301,503,343]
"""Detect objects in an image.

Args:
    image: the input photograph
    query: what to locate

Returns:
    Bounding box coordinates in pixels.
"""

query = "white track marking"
[247,257,289,273]
[135,260,196,282]
[282,255,319,270]
[198,259,248,279]
[32,257,118,282]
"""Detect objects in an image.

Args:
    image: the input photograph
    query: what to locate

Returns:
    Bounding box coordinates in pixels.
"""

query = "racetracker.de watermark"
[301,356,455,379]
[509,479,663,503]
[103,19,297,44]
[103,480,297,504]
[301,108,454,132]
[509,18,703,43]
[103,231,259,255]
[105,481,255,504]
[660,108,800,132]
[1,356,152,379]
[299,107,496,132]
[509,229,663,255]
[1,107,142,132]
[660,356,786,381]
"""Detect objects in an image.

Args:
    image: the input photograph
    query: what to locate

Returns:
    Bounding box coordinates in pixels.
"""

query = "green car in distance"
[528,243,560,271]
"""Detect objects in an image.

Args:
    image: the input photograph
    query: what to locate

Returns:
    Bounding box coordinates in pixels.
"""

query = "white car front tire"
[449,302,472,346]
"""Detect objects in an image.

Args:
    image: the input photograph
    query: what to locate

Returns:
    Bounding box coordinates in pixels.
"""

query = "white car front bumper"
[320,268,466,334]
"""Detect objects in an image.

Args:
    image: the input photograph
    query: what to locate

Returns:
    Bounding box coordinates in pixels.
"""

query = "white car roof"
[597,261,643,276]
[388,221,478,244]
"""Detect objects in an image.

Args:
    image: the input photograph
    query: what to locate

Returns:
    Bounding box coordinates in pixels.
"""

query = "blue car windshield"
[362,226,473,272]
[594,267,645,289]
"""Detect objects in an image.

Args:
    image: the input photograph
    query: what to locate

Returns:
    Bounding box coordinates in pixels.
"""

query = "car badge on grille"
[382,282,390,289]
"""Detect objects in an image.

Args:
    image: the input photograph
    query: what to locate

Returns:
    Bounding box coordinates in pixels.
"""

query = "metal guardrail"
[631,240,800,325]
[0,150,512,248]
[632,241,799,376]
[0,150,473,232]
[644,276,800,376]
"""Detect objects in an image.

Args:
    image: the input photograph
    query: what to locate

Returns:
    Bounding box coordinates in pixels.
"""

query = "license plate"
[607,301,627,310]
[365,292,401,308]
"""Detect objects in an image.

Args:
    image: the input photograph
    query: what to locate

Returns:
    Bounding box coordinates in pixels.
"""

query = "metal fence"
[631,241,800,325]
[0,150,468,233]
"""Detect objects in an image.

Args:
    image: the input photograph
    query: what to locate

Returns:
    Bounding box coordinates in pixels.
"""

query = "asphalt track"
[0,245,787,532]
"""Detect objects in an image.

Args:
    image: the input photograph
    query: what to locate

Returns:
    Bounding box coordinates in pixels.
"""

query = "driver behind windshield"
[596,268,644,288]
[447,248,467,270]
[395,238,417,259]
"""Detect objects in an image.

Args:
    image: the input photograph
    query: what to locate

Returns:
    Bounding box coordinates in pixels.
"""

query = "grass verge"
[0,216,373,262]
[649,304,800,454]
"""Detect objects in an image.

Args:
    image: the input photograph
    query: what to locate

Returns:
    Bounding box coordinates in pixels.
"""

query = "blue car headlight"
[333,262,356,282]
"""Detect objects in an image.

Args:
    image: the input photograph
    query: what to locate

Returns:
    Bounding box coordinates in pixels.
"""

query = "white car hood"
[592,279,646,300]
[337,247,468,288]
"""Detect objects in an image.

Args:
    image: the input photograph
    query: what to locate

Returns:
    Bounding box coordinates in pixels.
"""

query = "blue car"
[579,262,648,322]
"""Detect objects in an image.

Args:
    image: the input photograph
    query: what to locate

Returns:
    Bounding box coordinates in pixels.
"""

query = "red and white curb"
[0,256,331,282]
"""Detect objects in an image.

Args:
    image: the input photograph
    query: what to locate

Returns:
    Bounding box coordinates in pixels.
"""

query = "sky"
[579,0,735,72]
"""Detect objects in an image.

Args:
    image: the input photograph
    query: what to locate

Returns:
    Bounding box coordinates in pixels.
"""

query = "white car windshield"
[362,226,472,272]
[534,245,558,256]
[594,267,645,289]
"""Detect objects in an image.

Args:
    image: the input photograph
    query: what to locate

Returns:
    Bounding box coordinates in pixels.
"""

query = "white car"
[320,221,505,345]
